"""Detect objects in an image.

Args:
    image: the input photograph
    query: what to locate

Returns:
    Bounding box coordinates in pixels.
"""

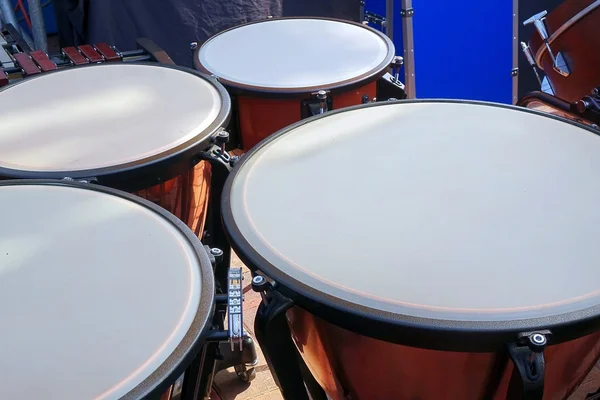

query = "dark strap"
[507,343,545,400]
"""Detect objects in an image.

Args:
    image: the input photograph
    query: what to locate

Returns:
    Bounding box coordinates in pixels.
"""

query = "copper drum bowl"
[223,100,600,400]
[527,0,600,102]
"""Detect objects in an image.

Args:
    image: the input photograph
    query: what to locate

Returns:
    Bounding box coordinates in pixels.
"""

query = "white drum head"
[0,64,229,174]
[225,101,600,324]
[196,18,395,92]
[0,181,214,400]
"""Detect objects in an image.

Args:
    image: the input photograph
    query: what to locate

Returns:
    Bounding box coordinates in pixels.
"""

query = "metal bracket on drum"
[196,131,239,290]
[252,275,326,400]
[523,11,570,77]
[507,330,551,400]
[375,56,407,101]
[302,90,333,119]
[61,176,98,184]
[575,87,600,127]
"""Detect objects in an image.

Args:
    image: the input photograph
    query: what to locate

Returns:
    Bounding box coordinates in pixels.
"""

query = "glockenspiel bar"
[78,44,103,63]
[12,53,40,76]
[94,43,120,62]
[30,50,57,72]
[62,46,88,65]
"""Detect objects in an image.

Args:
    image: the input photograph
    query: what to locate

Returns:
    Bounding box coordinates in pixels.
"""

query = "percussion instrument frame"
[193,17,396,98]
[0,179,217,400]
[0,62,231,192]
[222,99,600,399]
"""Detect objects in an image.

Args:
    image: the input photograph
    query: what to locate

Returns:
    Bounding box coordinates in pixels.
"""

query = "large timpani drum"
[0,63,231,237]
[223,100,600,399]
[195,17,395,150]
[0,180,215,400]
[526,0,600,102]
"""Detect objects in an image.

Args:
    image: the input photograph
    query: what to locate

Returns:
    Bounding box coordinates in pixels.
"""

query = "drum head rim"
[0,179,216,398]
[222,99,600,352]
[194,16,396,96]
[0,63,232,189]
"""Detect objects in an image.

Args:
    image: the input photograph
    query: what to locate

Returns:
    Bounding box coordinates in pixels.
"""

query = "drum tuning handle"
[523,11,549,41]
[523,10,570,77]
[391,56,404,82]
[212,129,230,153]
[520,42,543,86]
[317,90,328,114]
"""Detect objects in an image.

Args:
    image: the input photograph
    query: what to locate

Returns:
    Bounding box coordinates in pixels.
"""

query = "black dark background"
[52,0,564,97]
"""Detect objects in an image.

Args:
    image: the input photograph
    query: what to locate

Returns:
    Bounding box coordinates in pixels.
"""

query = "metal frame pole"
[400,0,416,98]
[512,0,519,104]
[385,0,394,40]
[28,0,47,52]
[359,0,365,23]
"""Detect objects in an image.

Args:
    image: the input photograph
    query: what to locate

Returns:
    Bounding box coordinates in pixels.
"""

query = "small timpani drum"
[0,180,215,400]
[195,17,395,150]
[223,100,600,400]
[525,0,600,102]
[0,63,231,237]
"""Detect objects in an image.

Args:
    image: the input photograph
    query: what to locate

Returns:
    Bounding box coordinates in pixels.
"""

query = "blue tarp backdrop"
[366,0,514,104]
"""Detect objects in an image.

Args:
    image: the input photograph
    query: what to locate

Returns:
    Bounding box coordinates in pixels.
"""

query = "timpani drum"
[0,63,231,237]
[526,0,600,102]
[223,100,600,399]
[195,17,395,150]
[0,179,215,400]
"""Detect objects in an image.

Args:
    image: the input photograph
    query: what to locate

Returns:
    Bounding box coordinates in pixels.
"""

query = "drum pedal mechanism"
[507,330,551,400]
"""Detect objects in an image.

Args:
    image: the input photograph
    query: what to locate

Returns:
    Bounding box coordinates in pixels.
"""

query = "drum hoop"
[0,63,232,191]
[222,99,600,352]
[534,0,600,68]
[0,178,216,399]
[193,16,396,97]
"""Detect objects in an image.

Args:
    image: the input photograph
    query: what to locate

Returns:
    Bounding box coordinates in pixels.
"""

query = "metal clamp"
[507,330,551,400]
[228,266,244,351]
[61,176,98,184]
[523,11,570,77]
[400,7,414,17]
